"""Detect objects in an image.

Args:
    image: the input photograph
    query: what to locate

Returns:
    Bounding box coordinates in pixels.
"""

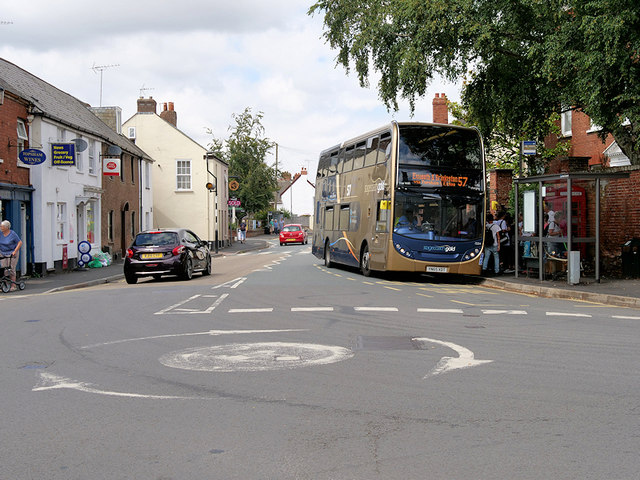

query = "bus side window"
[329,152,339,176]
[339,204,350,231]
[352,141,366,169]
[324,206,334,231]
[376,199,390,232]
[364,136,379,167]
[377,132,391,164]
[342,146,354,173]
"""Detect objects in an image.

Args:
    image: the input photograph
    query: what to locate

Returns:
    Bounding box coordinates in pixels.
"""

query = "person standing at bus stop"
[482,213,501,276]
[0,220,23,291]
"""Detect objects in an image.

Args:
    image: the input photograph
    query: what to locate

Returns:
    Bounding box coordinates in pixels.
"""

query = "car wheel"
[182,257,194,280]
[324,240,333,268]
[360,244,372,277]
[202,255,212,276]
[125,273,138,284]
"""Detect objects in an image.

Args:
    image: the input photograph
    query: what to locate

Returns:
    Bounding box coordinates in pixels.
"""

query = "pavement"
[5,234,640,309]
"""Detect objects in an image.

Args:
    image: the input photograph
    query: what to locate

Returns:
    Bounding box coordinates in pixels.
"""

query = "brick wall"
[0,95,30,186]
[600,166,640,273]
[100,150,141,259]
[488,169,513,212]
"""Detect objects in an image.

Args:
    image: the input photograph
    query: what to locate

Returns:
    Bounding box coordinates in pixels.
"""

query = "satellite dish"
[72,138,88,152]
[107,145,122,156]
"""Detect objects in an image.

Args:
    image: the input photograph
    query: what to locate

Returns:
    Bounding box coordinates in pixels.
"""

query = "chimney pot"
[168,102,174,111]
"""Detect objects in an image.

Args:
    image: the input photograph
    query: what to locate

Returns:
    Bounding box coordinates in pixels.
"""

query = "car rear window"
[134,232,179,246]
[283,226,301,232]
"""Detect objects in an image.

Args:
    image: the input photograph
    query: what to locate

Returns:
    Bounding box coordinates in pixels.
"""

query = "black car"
[124,228,211,284]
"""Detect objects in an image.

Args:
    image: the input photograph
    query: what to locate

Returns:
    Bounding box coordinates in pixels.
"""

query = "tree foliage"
[209,108,278,215]
[309,0,640,165]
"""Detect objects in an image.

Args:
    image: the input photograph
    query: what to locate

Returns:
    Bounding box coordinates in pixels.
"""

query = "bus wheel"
[324,241,333,268]
[360,244,372,277]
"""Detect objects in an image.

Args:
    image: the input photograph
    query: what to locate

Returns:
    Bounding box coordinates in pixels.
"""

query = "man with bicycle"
[0,220,22,291]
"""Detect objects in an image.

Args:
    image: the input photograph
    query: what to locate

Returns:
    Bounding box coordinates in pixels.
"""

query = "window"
[131,157,135,183]
[561,107,572,136]
[324,206,334,231]
[144,161,150,189]
[363,137,379,167]
[108,210,114,242]
[176,159,192,190]
[56,203,67,241]
[57,127,65,142]
[131,211,136,236]
[88,140,96,174]
[17,120,28,160]
[76,137,84,172]
[342,146,354,173]
[352,141,366,169]
[377,132,392,164]
[339,204,351,230]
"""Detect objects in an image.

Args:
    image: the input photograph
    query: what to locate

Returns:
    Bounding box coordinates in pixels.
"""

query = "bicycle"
[0,254,26,293]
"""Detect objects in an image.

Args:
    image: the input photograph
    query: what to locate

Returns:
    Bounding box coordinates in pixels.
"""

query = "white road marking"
[154,293,228,315]
[482,310,528,315]
[417,308,464,314]
[154,294,201,315]
[33,372,199,400]
[546,312,592,317]
[354,307,399,312]
[160,342,354,372]
[612,315,640,320]
[81,329,307,349]
[211,277,247,289]
[413,337,493,377]
[291,307,334,312]
[229,308,274,313]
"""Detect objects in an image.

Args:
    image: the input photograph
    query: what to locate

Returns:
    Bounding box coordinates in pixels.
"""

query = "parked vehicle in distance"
[124,228,211,284]
[279,224,308,246]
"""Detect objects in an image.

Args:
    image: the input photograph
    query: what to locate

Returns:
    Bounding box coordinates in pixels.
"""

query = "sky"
[0,0,460,176]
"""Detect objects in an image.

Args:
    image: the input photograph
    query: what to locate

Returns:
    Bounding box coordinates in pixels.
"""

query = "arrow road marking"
[413,337,493,377]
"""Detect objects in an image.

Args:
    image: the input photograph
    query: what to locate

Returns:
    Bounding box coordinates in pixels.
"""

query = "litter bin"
[621,238,640,278]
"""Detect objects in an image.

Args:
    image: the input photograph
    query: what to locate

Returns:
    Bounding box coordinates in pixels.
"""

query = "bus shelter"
[513,171,629,283]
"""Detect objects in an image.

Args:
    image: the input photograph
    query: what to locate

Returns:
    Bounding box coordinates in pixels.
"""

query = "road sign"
[522,140,537,156]
[229,180,239,191]
[228,199,241,207]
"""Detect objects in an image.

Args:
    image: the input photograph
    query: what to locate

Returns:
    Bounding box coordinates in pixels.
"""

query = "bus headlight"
[462,247,481,261]
[394,242,413,258]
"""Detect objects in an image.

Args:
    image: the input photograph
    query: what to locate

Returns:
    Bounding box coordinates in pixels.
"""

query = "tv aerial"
[139,84,154,97]
[91,62,120,106]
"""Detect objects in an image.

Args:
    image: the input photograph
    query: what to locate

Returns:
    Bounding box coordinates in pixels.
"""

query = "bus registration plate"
[426,266,449,273]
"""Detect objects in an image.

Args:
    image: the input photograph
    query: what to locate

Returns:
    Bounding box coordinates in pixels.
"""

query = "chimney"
[159,101,177,127]
[137,96,157,114]
[432,93,449,124]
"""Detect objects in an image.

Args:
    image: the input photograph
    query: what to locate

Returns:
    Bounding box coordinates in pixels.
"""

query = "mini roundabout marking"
[159,342,355,372]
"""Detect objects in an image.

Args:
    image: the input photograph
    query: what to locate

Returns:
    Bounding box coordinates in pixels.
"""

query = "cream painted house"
[123,98,229,246]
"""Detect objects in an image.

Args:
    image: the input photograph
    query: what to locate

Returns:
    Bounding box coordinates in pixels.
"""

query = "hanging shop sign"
[19,148,46,165]
[103,156,121,176]
[51,143,76,166]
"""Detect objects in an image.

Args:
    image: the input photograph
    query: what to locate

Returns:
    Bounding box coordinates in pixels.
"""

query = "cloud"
[0,1,461,175]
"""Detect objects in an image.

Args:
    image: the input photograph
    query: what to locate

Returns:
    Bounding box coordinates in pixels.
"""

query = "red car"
[279,224,308,246]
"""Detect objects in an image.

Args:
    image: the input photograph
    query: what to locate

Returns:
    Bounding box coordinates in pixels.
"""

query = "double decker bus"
[311,121,486,276]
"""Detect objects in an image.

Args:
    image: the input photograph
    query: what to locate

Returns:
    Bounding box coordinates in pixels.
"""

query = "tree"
[309,0,640,165]
[209,108,279,214]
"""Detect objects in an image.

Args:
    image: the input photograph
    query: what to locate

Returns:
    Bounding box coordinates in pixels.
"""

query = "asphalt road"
[2,239,639,479]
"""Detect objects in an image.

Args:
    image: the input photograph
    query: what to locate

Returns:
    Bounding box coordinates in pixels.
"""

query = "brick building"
[0,80,34,274]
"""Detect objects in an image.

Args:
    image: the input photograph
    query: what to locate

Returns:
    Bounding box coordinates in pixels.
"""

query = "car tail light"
[172,245,185,256]
[126,248,134,258]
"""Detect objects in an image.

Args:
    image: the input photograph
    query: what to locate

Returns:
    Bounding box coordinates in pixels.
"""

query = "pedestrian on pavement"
[0,220,23,291]
[279,218,285,233]
[238,218,247,244]
[483,213,501,275]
